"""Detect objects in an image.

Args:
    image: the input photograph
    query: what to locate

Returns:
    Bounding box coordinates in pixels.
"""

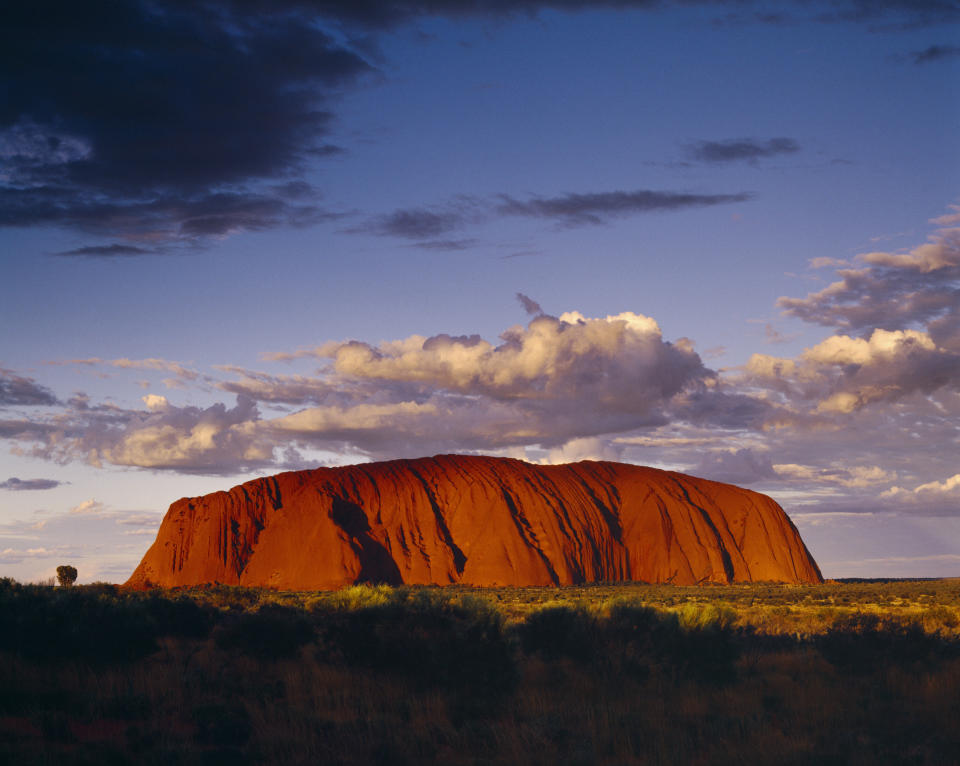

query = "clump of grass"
[675,601,738,631]
[325,583,395,611]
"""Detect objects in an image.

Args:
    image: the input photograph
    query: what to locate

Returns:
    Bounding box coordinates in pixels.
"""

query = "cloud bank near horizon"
[1,206,958,526]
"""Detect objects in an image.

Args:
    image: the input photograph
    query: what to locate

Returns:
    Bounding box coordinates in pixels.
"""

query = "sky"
[1,0,959,584]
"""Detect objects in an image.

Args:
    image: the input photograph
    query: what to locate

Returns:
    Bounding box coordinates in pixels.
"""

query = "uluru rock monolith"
[126,455,822,589]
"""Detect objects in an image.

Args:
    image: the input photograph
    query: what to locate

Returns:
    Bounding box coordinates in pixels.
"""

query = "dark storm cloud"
[1,4,368,192]
[0,477,62,490]
[0,369,58,406]
[279,1,960,29]
[2,0,950,248]
[1,1,371,242]
[686,137,800,163]
[496,190,752,226]
[910,44,960,63]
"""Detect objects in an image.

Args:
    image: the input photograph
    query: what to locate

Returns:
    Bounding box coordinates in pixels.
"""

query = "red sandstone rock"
[125,455,822,589]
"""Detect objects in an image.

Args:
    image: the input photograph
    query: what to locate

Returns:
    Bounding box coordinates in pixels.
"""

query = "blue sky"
[2,0,959,583]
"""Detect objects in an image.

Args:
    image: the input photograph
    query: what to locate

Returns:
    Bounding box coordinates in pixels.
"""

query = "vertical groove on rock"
[266,476,282,510]
[500,488,561,586]
[667,475,735,582]
[407,465,467,576]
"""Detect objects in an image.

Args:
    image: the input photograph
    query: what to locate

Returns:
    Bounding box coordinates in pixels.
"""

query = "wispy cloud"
[0,477,62,490]
[353,188,753,238]
[685,137,800,163]
[495,190,753,226]
[52,244,153,258]
[0,546,61,561]
[0,368,59,406]
[361,207,472,239]
[826,554,960,566]
[58,357,202,383]
[69,499,107,515]
[910,44,960,64]
[408,239,480,251]
[516,292,544,316]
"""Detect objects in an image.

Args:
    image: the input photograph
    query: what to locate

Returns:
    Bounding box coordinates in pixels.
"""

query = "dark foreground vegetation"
[2,578,959,765]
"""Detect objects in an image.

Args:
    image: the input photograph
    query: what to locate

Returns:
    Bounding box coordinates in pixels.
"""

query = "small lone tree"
[56,565,77,587]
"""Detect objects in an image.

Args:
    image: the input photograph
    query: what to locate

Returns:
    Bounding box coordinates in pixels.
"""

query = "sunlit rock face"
[126,455,822,589]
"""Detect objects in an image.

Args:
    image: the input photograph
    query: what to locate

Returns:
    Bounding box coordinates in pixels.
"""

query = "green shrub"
[320,588,516,694]
[676,602,738,631]
[602,600,741,684]
[214,604,314,660]
[516,604,598,662]
[144,592,214,639]
[673,604,741,684]
[0,582,158,662]
[600,600,674,678]
[818,613,952,674]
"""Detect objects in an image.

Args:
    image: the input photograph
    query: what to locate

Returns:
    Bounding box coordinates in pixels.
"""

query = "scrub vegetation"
[1,578,959,765]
